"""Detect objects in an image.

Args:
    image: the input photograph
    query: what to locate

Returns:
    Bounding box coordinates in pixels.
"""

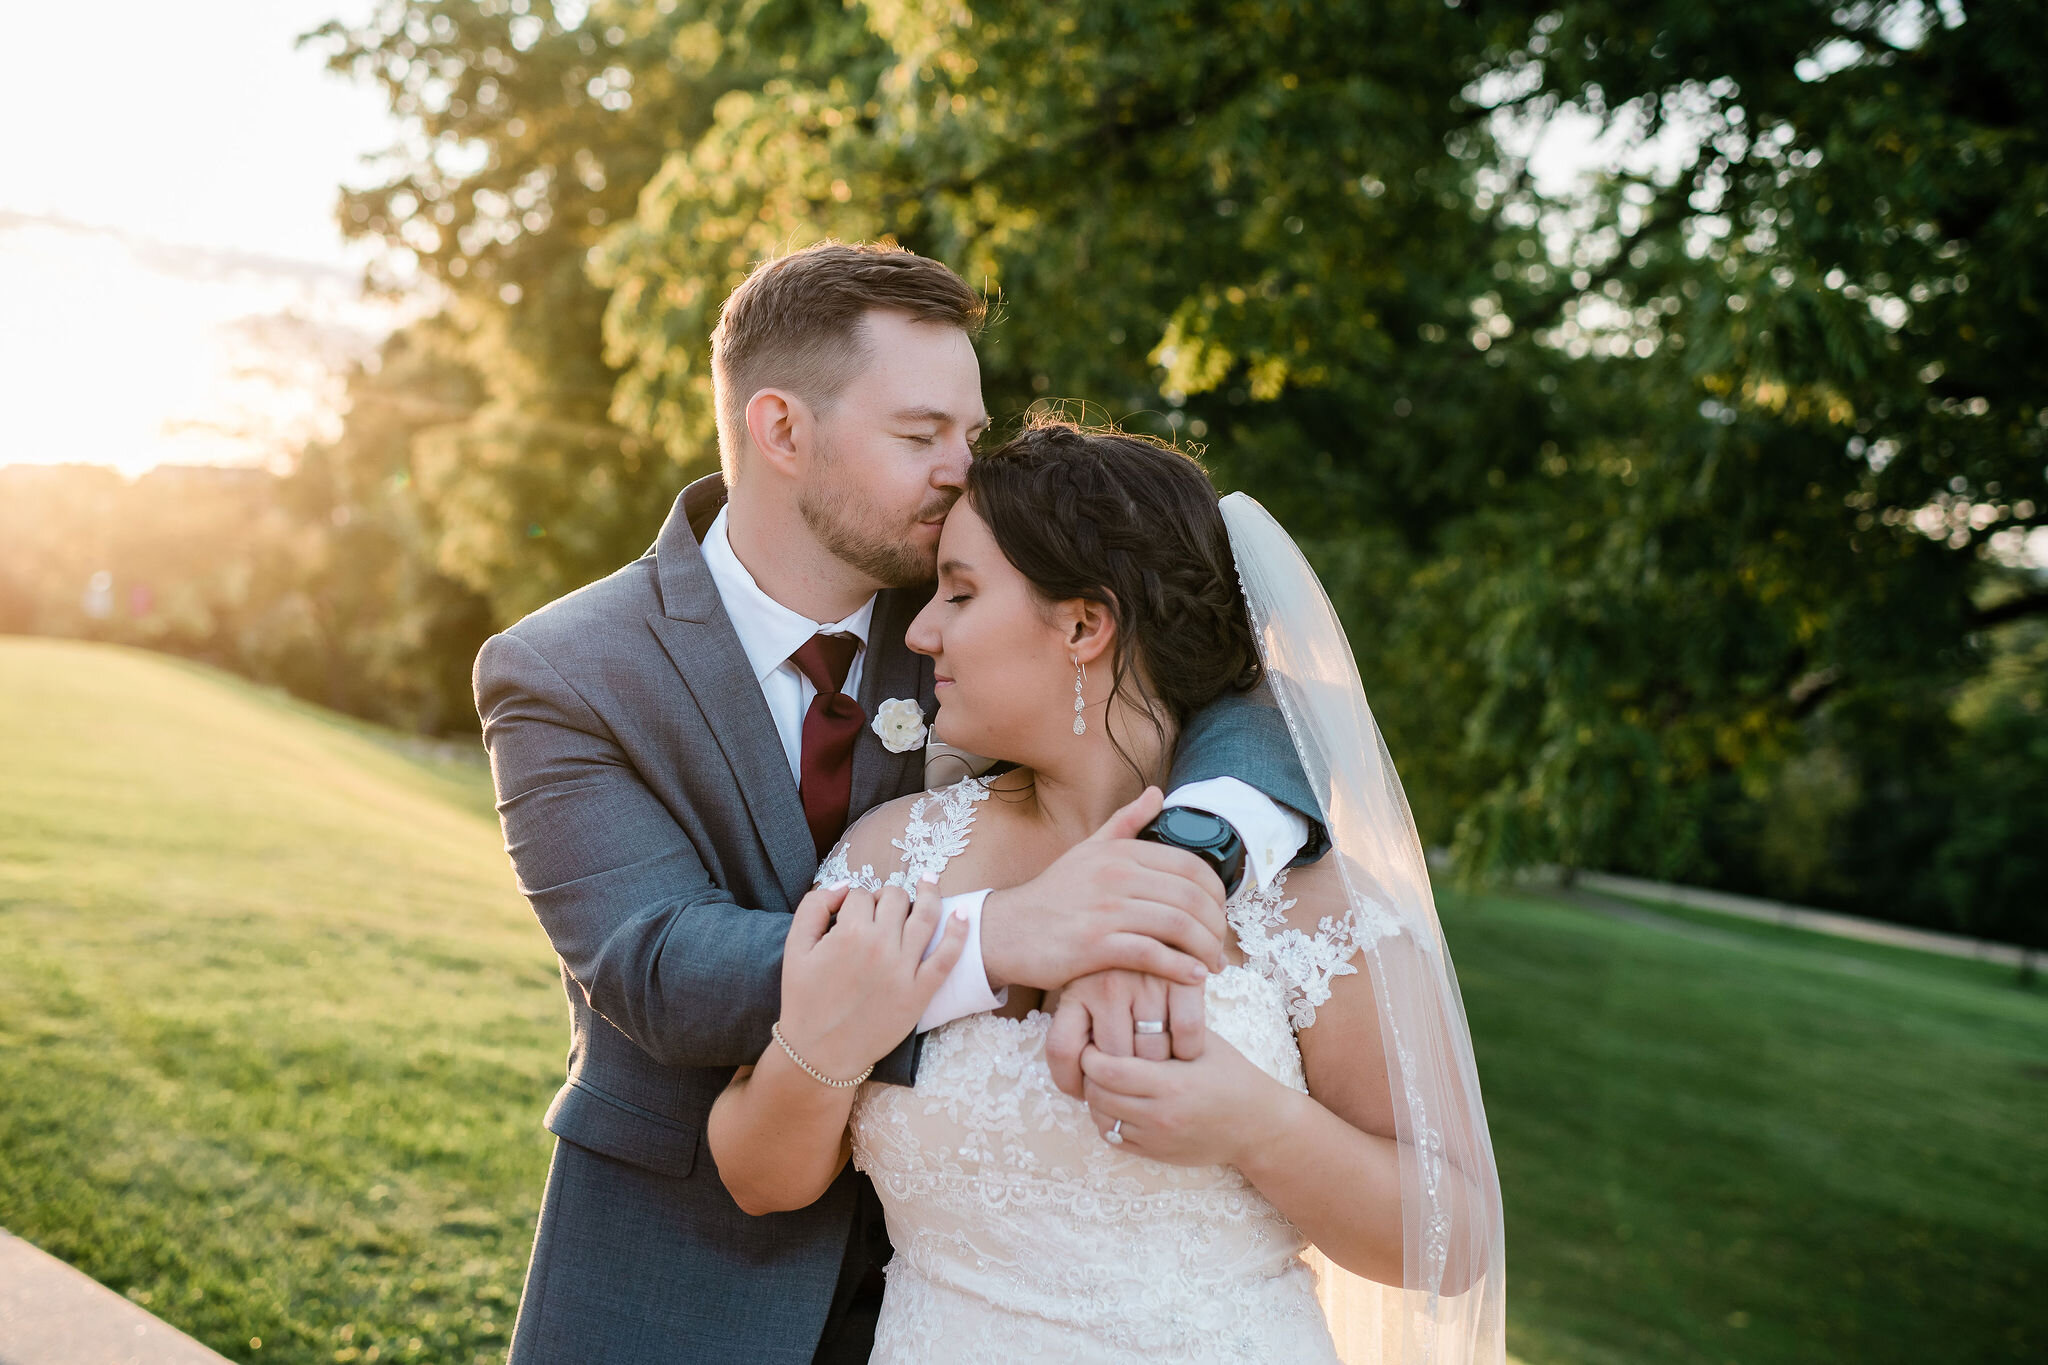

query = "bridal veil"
[1220,492,1507,1365]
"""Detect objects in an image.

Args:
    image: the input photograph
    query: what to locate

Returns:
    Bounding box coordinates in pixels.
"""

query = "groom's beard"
[799,448,954,588]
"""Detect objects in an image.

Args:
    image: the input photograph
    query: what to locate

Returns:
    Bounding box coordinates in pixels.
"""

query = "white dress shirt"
[700,508,875,779]
[699,506,1310,1033]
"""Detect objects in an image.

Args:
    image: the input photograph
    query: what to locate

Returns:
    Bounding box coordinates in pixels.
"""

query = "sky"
[0,3,1660,482]
[0,2,1680,485]
[0,1,409,475]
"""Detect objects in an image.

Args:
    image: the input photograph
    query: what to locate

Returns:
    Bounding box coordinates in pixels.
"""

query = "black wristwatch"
[1138,806,1248,898]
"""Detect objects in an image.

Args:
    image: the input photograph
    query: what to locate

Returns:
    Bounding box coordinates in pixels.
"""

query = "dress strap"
[884,777,992,890]
[812,776,992,893]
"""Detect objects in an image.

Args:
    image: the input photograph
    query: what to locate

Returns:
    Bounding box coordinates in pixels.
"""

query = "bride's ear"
[1058,597,1117,667]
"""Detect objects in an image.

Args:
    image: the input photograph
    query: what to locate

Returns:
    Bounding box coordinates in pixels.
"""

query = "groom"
[475,242,1326,1363]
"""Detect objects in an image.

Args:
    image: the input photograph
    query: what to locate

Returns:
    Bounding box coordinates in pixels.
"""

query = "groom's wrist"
[916,889,1007,1031]
[977,887,1015,992]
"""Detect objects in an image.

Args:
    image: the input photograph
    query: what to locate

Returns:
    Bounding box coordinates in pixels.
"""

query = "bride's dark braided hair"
[965,418,1263,776]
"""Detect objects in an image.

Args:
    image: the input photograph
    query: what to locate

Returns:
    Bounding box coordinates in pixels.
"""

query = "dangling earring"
[1071,656,1087,736]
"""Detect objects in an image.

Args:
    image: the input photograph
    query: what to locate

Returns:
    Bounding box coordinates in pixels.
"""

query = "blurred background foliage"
[4,0,2042,947]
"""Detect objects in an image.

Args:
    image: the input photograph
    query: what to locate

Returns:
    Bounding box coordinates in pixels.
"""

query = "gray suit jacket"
[477,474,1325,1363]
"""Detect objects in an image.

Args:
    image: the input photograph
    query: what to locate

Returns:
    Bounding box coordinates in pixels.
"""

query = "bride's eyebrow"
[937,558,975,577]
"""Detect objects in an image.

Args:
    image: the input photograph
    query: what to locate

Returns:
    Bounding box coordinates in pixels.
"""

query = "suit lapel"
[646,477,818,903]
[850,587,935,818]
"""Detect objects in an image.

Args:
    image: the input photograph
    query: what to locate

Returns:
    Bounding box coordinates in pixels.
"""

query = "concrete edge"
[0,1230,232,1365]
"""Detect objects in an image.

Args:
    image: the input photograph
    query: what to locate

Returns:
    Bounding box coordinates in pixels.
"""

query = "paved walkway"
[1576,870,2041,972]
[0,1231,228,1365]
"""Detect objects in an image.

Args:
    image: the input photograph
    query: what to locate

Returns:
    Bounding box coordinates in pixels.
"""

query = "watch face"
[1158,806,1230,849]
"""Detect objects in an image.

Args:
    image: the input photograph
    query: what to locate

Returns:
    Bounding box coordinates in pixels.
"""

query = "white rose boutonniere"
[871,697,929,754]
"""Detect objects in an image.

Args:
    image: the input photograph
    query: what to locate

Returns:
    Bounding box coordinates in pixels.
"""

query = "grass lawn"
[0,638,560,1364]
[2,637,2043,1364]
[1449,887,2047,1364]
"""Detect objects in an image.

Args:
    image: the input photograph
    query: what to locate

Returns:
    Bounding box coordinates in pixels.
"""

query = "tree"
[1440,0,2048,938]
[316,0,2045,942]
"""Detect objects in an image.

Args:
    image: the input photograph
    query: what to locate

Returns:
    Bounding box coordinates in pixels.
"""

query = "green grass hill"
[1,637,2042,1364]
[1,638,559,1363]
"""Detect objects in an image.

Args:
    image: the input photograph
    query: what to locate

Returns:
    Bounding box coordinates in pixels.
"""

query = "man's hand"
[1045,970,1207,1098]
[978,787,1228,994]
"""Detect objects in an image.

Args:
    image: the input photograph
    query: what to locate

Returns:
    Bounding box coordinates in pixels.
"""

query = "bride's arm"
[1233,963,1421,1286]
[710,870,967,1215]
[709,1054,857,1217]
[1077,860,1480,1290]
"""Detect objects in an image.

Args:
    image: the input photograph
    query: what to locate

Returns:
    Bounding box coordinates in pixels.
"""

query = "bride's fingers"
[837,885,877,927]
[791,883,851,951]
[901,877,943,954]
[913,910,970,996]
[872,882,910,932]
[1080,1072,1149,1145]
[1044,997,1092,1098]
[1079,1046,1168,1099]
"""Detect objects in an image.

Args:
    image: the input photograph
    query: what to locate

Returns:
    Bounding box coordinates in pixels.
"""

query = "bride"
[706,420,1505,1363]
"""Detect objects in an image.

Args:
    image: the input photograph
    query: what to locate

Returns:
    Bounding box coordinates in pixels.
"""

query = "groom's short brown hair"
[711,241,985,482]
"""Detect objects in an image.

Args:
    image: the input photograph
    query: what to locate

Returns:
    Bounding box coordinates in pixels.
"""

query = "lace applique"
[1226,870,1402,1030]
[885,779,991,889]
[813,841,882,892]
[814,777,992,894]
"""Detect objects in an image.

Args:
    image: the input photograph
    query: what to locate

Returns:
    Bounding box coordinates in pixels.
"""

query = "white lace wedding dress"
[816,777,1395,1363]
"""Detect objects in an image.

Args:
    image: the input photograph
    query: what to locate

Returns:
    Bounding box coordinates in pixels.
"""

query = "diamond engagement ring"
[1133,1020,1167,1035]
[1106,1120,1124,1145]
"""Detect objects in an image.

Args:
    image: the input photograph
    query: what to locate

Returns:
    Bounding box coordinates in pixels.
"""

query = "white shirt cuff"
[1164,776,1310,891]
[915,888,1008,1032]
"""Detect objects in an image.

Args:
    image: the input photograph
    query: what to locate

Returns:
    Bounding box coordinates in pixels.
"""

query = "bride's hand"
[1076,1037,1303,1168]
[776,879,969,1082]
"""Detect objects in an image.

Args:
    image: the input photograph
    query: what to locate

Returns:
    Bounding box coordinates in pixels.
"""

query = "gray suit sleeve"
[1166,691,1331,866]
[476,631,918,1083]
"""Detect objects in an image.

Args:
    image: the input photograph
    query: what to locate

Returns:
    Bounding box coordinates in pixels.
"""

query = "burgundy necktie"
[788,632,865,859]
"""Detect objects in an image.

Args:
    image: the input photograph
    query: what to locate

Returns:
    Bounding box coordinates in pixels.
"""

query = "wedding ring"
[1133,1020,1167,1035]
[1106,1120,1124,1145]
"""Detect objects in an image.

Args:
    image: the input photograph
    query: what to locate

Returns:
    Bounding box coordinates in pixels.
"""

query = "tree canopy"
[16,0,2036,945]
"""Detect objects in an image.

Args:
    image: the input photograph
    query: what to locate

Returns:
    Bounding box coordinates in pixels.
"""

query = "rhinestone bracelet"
[771,1021,874,1089]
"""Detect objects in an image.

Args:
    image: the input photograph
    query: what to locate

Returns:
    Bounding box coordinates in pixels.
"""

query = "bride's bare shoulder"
[833,792,924,869]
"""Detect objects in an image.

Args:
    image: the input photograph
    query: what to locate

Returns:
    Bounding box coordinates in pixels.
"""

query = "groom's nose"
[933,439,971,491]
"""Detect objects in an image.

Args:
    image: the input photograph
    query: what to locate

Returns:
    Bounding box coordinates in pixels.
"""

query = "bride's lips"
[933,673,954,689]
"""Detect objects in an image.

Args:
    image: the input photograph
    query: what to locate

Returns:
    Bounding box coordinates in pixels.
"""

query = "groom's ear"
[743,388,808,479]
[1061,596,1117,666]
